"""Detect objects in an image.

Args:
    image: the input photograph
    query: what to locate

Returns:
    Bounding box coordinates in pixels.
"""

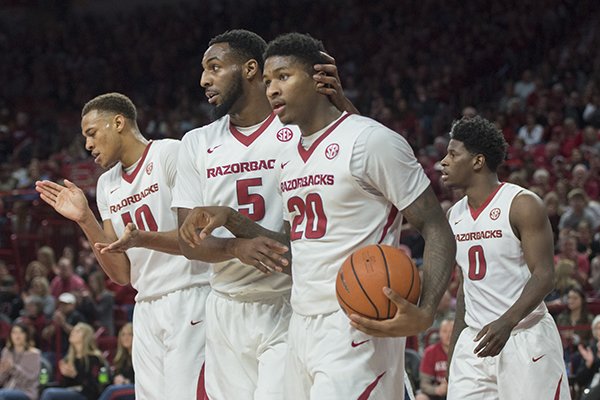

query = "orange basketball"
[336,244,420,320]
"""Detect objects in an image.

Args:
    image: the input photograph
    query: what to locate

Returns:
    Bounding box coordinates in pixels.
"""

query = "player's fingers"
[348,318,388,337]
[384,287,409,308]
[317,51,337,65]
[473,326,488,342]
[316,87,338,97]
[253,259,271,274]
[179,226,197,248]
[313,74,339,87]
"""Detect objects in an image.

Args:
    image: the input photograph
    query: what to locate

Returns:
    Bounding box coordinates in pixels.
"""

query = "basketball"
[336,244,420,320]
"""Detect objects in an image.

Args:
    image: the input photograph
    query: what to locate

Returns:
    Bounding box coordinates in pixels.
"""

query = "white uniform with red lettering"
[278,112,430,399]
[173,113,294,400]
[97,140,210,400]
[447,183,570,400]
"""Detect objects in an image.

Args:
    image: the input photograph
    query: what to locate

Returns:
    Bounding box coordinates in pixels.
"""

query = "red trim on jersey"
[122,141,153,183]
[468,182,505,220]
[298,112,351,163]
[357,371,386,400]
[229,113,276,147]
[197,362,208,400]
[553,374,563,400]
[378,206,399,243]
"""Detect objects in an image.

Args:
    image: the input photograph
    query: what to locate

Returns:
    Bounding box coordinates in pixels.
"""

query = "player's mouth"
[205,90,219,105]
[271,101,286,115]
[91,152,101,164]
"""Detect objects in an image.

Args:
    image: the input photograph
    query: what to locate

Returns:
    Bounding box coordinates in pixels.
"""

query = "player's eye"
[280,74,289,81]
[264,79,271,87]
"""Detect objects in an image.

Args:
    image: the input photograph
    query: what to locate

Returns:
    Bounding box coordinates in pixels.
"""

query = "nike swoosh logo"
[190,320,203,326]
[110,187,119,194]
[351,339,370,348]
[207,145,222,154]
[454,219,462,225]
[532,354,545,362]
[281,161,290,169]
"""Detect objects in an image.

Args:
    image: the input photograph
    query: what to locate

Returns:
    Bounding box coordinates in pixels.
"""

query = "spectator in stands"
[23,262,48,293]
[559,188,600,233]
[557,287,594,349]
[546,259,579,305]
[514,70,536,100]
[40,322,108,400]
[416,318,453,400]
[79,271,114,336]
[24,277,55,319]
[35,247,57,279]
[41,292,86,361]
[590,257,600,297]
[544,191,563,243]
[574,315,600,400]
[0,322,41,400]
[49,257,87,299]
[15,296,48,352]
[556,233,592,290]
[0,269,23,323]
[517,113,544,149]
[98,323,134,400]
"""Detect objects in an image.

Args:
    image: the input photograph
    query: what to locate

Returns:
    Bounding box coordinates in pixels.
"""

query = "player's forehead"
[202,42,236,66]
[263,55,301,76]
[81,110,107,133]
[447,138,467,153]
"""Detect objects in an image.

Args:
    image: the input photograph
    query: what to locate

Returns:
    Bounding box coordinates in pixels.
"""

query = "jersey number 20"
[288,194,327,240]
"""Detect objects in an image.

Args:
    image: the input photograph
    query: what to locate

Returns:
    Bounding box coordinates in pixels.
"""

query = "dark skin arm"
[472,192,555,357]
[349,185,456,337]
[177,207,290,274]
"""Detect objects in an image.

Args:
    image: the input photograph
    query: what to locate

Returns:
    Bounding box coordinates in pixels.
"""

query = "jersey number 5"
[288,194,327,240]
[236,178,265,221]
[467,245,487,280]
[121,204,158,231]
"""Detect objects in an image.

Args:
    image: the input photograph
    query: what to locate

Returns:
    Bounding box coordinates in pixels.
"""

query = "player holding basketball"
[440,116,570,399]
[183,32,455,399]
[173,30,357,400]
[35,93,210,400]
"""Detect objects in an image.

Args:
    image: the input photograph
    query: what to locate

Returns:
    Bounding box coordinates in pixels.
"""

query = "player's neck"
[229,89,272,127]
[298,103,342,137]
[121,134,149,169]
[466,176,501,210]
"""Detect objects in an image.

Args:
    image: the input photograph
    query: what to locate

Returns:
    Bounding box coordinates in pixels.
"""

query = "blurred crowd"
[1,0,600,399]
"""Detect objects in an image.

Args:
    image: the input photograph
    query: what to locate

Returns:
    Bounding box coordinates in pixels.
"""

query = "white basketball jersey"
[97,140,210,301]
[173,113,294,300]
[448,183,547,330]
[278,113,430,316]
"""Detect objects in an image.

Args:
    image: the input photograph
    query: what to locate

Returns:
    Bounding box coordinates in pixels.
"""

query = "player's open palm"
[473,317,514,357]
[230,237,289,274]
[35,179,89,223]
[180,206,231,247]
[349,288,432,337]
[96,223,140,254]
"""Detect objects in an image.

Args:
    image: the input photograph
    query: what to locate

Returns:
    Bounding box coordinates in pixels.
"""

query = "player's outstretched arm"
[35,179,131,285]
[472,192,555,357]
[314,52,360,115]
[95,223,182,255]
[350,186,456,337]
[177,207,290,273]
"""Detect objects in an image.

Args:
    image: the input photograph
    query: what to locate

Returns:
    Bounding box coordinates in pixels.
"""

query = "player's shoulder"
[181,116,229,143]
[347,114,410,146]
[150,138,180,152]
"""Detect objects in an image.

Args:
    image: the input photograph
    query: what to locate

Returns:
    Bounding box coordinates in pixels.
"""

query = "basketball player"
[183,32,455,399]
[440,116,570,399]
[35,93,210,400]
[172,30,357,400]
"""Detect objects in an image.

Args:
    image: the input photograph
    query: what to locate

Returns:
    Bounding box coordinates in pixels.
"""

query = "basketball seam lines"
[336,287,363,315]
[350,253,380,319]
[376,245,393,319]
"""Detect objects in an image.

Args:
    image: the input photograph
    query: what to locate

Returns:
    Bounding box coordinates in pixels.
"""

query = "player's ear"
[114,114,125,133]
[244,59,259,80]
[473,154,486,171]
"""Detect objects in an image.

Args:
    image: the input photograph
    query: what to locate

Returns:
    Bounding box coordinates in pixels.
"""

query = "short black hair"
[81,92,137,122]
[264,32,327,73]
[449,115,507,172]
[209,29,267,71]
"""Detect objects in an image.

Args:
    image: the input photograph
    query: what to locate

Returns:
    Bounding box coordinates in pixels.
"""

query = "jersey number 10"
[121,204,158,231]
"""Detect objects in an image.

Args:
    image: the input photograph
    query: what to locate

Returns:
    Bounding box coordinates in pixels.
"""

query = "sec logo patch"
[325,143,339,160]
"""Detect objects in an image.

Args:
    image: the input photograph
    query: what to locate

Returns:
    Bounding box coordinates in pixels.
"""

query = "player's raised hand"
[35,179,90,223]
[229,237,289,273]
[349,287,433,337]
[313,52,359,115]
[96,223,140,254]
[180,206,232,247]
[473,317,514,357]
